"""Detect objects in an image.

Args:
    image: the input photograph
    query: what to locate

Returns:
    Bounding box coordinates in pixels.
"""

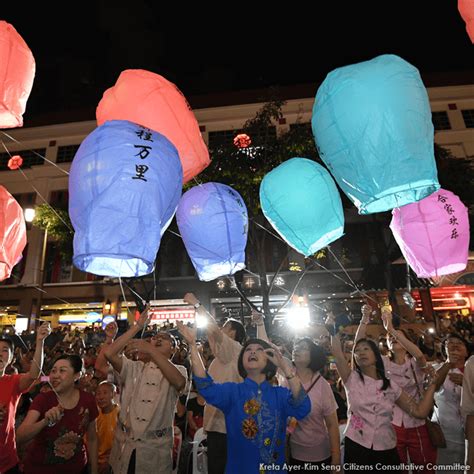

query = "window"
[431,111,451,130]
[0,148,46,171]
[57,144,80,163]
[208,129,238,149]
[49,190,69,209]
[461,109,474,128]
[290,122,312,132]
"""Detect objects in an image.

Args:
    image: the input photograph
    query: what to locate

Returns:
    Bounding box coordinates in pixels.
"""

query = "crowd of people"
[1,294,474,473]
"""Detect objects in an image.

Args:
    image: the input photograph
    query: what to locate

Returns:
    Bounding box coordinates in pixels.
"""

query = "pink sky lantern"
[96,69,210,183]
[0,21,35,128]
[0,186,27,281]
[459,0,474,43]
[390,189,470,278]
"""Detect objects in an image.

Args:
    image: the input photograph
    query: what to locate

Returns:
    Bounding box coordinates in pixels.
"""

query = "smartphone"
[40,375,49,382]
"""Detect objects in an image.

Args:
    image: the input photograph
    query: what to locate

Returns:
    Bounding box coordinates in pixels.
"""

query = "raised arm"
[126,339,186,391]
[265,343,304,400]
[253,310,269,342]
[382,308,427,367]
[94,321,118,379]
[330,334,351,384]
[184,293,223,343]
[354,304,371,345]
[395,381,437,419]
[103,306,150,373]
[19,323,51,392]
[177,321,206,378]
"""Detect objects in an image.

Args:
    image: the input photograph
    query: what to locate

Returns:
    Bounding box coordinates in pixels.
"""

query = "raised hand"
[361,304,372,323]
[264,342,290,373]
[183,293,199,307]
[127,339,153,355]
[36,322,51,342]
[136,305,151,329]
[104,321,118,340]
[176,321,197,345]
[381,307,394,332]
[251,310,264,326]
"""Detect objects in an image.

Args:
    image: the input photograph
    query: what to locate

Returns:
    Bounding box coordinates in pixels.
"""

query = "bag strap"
[305,373,321,394]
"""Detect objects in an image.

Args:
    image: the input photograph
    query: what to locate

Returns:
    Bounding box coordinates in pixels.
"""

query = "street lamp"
[24,207,48,328]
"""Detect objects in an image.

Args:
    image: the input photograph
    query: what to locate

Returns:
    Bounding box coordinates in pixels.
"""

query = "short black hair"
[237,338,276,381]
[443,333,471,358]
[0,338,14,352]
[293,337,327,373]
[53,354,83,374]
[225,319,246,344]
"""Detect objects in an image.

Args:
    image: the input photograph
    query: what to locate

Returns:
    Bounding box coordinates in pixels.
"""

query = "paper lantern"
[260,158,344,256]
[176,183,248,281]
[312,54,439,214]
[390,189,470,278]
[0,21,35,128]
[459,0,474,43]
[0,186,27,280]
[69,120,183,277]
[96,69,210,183]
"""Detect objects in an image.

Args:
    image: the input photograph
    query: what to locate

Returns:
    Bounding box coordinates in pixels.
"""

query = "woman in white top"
[433,333,469,472]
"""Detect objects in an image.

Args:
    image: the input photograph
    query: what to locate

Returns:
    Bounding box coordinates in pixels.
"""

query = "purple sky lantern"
[390,189,470,278]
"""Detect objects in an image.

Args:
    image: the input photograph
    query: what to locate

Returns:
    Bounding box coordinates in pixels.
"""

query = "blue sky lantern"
[176,183,248,281]
[260,158,344,256]
[69,120,183,277]
[312,54,440,214]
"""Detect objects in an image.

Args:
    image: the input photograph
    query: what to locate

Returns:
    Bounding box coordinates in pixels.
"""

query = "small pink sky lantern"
[0,21,35,128]
[459,0,474,43]
[390,189,470,278]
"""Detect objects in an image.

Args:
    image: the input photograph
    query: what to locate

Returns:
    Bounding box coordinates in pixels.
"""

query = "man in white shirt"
[184,293,246,474]
[105,307,187,474]
[461,355,474,474]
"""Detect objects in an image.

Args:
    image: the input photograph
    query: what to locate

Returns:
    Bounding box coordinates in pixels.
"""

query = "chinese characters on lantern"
[438,194,459,239]
[132,126,153,182]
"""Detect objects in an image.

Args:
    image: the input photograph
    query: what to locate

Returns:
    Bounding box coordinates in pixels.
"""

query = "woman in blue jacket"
[177,322,310,473]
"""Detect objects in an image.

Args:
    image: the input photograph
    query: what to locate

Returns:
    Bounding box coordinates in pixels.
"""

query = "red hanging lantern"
[8,155,23,170]
[233,133,252,149]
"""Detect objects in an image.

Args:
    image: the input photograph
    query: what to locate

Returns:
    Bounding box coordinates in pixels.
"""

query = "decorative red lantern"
[233,133,252,149]
[0,21,35,128]
[7,155,23,170]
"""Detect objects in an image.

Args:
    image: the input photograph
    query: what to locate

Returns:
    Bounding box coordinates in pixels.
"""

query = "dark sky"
[2,2,473,120]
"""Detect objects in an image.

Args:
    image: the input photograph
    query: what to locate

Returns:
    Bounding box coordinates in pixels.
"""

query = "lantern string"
[0,133,69,175]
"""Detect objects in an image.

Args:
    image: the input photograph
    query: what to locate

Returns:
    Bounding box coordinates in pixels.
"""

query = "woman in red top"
[0,322,50,474]
[17,354,99,474]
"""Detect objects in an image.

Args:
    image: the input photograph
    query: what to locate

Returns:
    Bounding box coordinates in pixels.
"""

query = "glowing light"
[286,306,310,330]
[196,314,208,328]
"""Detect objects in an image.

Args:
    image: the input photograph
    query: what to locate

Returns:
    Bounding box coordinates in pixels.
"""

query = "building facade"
[0,80,473,330]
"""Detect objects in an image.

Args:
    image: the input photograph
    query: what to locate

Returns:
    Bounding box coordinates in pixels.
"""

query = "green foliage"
[198,98,321,216]
[32,204,73,259]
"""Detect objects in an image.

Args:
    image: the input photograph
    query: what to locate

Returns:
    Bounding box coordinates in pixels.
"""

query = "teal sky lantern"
[69,120,183,277]
[312,54,440,214]
[260,158,344,256]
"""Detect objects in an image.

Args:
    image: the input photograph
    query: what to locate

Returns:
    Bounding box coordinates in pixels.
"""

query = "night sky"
[2,2,473,121]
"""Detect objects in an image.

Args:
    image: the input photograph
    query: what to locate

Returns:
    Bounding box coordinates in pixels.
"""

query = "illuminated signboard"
[149,307,195,322]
